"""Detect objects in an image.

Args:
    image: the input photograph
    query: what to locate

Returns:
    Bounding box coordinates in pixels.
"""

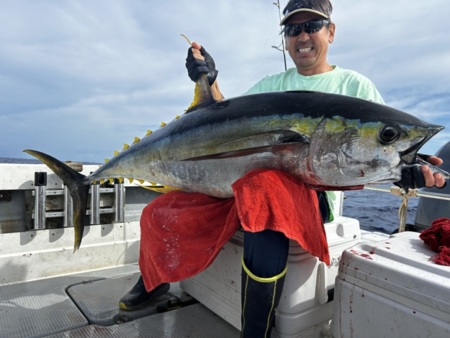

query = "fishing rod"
[272,0,288,71]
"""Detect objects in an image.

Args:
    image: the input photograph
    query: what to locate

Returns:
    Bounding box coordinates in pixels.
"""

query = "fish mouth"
[399,123,444,164]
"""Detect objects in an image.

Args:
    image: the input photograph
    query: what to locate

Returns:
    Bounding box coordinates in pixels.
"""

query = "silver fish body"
[87,91,443,196]
[24,90,445,250]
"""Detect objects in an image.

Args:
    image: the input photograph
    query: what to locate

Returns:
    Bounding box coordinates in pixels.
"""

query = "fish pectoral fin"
[183,130,309,161]
[221,130,309,148]
[182,143,304,161]
[210,130,308,155]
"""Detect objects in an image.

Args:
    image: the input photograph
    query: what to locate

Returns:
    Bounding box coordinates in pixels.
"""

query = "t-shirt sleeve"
[355,78,385,104]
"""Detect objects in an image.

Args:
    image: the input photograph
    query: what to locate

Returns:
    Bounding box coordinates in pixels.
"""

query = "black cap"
[280,0,332,25]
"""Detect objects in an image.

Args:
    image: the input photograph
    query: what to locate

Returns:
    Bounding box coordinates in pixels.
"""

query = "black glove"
[186,46,218,85]
[395,164,426,190]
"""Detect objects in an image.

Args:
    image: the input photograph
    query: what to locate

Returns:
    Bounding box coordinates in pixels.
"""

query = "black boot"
[241,260,287,338]
[119,275,170,311]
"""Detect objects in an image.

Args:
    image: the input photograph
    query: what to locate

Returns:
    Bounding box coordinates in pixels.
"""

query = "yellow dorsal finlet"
[133,137,140,144]
[146,130,153,136]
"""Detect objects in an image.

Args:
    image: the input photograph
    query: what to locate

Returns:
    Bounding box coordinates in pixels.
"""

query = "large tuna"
[25,80,447,251]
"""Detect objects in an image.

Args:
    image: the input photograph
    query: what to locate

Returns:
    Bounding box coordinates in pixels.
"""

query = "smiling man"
[244,0,386,100]
[121,1,445,337]
[282,0,335,75]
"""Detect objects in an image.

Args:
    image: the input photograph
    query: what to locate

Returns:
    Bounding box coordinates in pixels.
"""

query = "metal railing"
[32,172,125,230]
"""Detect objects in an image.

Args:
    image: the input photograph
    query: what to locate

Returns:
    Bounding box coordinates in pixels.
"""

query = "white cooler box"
[332,231,450,338]
[180,215,361,337]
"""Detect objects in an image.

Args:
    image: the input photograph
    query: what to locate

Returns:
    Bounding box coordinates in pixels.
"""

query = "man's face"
[284,12,335,76]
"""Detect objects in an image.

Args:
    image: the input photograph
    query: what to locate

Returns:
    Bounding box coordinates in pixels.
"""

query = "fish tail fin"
[24,149,89,252]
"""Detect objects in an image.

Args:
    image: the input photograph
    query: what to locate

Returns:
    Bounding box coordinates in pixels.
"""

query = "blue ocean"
[1,157,418,234]
[342,188,418,234]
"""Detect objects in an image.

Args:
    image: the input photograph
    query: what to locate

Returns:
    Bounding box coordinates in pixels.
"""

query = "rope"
[365,185,450,201]
[363,185,450,232]
[390,187,423,232]
[388,186,419,198]
[375,187,420,233]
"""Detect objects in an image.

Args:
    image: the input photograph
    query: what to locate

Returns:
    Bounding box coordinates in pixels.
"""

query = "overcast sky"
[1,0,449,163]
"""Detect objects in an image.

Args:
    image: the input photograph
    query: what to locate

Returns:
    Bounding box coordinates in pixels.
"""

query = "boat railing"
[364,184,450,232]
[32,171,125,230]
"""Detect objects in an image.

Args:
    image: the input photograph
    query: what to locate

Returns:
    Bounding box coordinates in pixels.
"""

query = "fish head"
[305,114,444,188]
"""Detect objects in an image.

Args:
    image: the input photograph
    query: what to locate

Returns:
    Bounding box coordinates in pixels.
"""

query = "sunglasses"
[284,19,330,37]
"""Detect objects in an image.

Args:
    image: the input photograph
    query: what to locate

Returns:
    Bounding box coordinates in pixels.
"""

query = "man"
[121,1,445,336]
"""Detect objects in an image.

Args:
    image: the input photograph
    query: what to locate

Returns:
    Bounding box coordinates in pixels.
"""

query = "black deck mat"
[66,273,180,326]
[47,303,240,337]
[0,265,239,337]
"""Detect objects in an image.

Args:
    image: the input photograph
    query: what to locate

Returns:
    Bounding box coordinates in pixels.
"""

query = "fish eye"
[379,125,401,145]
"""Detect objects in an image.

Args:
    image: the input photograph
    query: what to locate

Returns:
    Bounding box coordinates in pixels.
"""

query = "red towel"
[139,169,329,291]
[420,217,450,266]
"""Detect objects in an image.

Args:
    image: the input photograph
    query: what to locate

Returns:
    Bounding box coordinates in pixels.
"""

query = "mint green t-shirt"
[245,66,384,104]
[244,66,385,220]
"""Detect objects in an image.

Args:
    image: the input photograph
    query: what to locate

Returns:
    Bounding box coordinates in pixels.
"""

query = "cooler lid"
[288,216,361,255]
[340,231,450,314]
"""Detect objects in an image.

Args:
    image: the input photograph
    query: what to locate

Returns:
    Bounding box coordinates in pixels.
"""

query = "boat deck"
[0,264,240,338]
